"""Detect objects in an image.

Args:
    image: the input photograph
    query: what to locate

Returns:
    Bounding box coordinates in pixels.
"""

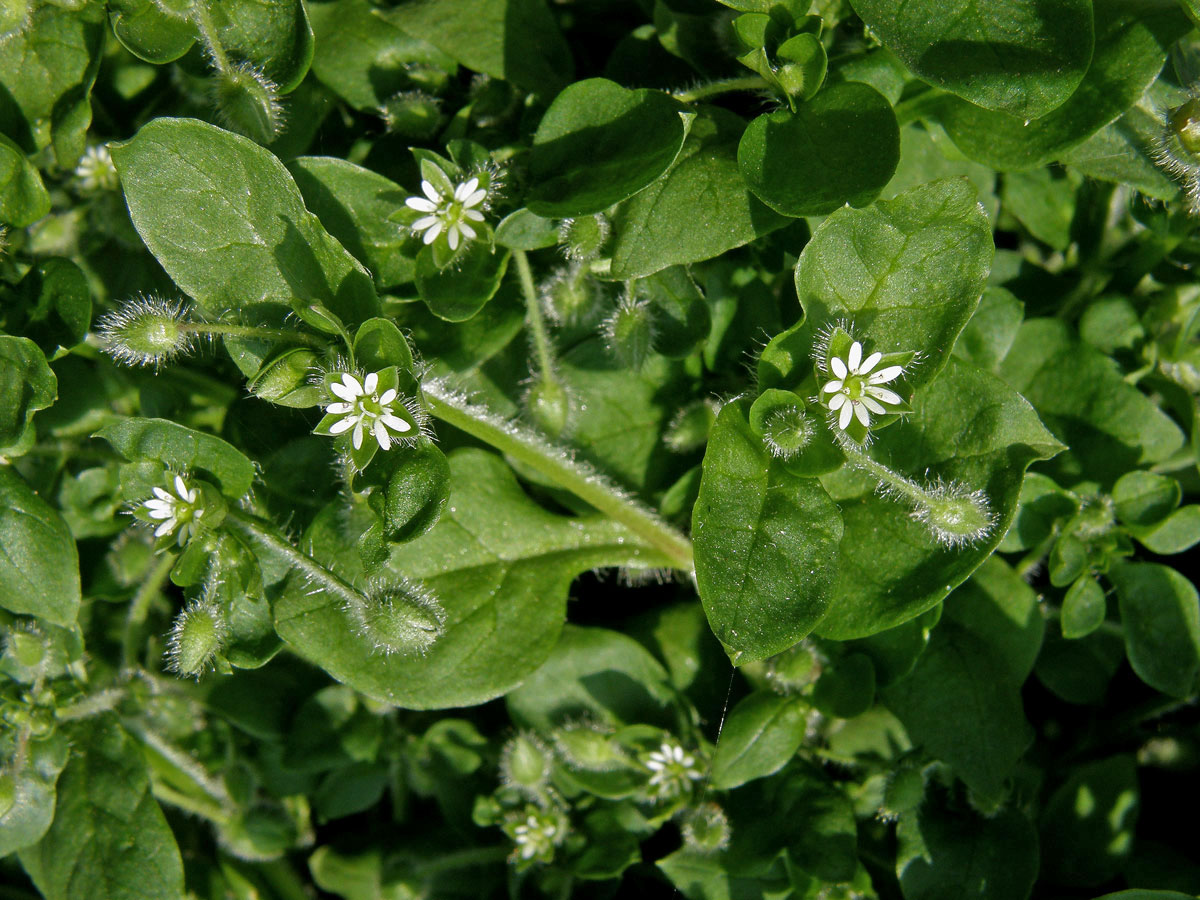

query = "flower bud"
[351,579,445,656]
[380,90,443,140]
[911,480,996,548]
[500,732,553,796]
[524,375,571,438]
[552,723,624,771]
[166,598,227,678]
[603,292,655,372]
[1170,98,1200,158]
[681,802,731,854]
[97,295,195,369]
[559,214,610,261]
[213,63,285,144]
[761,405,816,459]
[4,621,46,670]
[541,265,604,327]
[766,640,824,693]
[878,765,926,821]
[664,399,718,453]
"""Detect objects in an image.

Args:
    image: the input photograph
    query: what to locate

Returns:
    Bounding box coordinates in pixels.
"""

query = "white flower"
[643,739,703,798]
[325,371,413,451]
[75,145,119,193]
[512,812,563,861]
[405,176,488,251]
[143,475,203,545]
[820,340,905,431]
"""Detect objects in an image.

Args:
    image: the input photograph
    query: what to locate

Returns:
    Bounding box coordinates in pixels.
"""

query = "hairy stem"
[181,320,325,348]
[514,249,559,379]
[673,76,768,103]
[122,552,177,670]
[421,380,694,571]
[190,1,231,73]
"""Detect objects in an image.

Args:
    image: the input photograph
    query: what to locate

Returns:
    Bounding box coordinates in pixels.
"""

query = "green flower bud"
[166,598,227,678]
[761,404,816,460]
[553,724,624,771]
[351,578,445,656]
[500,732,553,796]
[213,63,285,145]
[878,765,926,821]
[97,295,196,369]
[1170,98,1200,158]
[542,265,605,327]
[524,375,571,438]
[4,622,46,670]
[911,479,996,549]
[664,399,718,453]
[380,90,443,140]
[558,214,610,261]
[603,292,655,372]
[681,802,731,854]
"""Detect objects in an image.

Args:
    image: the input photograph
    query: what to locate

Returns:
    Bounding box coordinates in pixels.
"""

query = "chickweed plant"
[3,1,1200,898]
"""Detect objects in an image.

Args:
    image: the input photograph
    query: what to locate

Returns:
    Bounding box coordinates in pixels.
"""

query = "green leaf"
[8,258,92,358]
[811,652,876,719]
[0,335,56,454]
[494,208,559,251]
[850,0,1092,119]
[1035,621,1125,705]
[1001,168,1077,251]
[110,117,380,326]
[609,107,788,279]
[307,0,455,111]
[387,0,572,94]
[1128,505,1200,555]
[883,561,1040,799]
[374,442,450,543]
[289,157,415,290]
[415,244,510,322]
[210,0,314,93]
[693,397,844,664]
[0,735,69,857]
[710,692,807,789]
[934,0,1189,171]
[1110,561,1200,698]
[795,179,993,387]
[999,319,1185,487]
[639,266,711,358]
[0,467,81,627]
[527,78,690,218]
[274,450,678,709]
[738,81,899,217]
[1062,575,1107,640]
[952,286,1024,372]
[97,418,257,498]
[0,0,105,165]
[1040,755,1139,887]
[506,625,678,731]
[816,357,1062,639]
[19,717,184,900]
[0,132,50,227]
[897,805,1039,900]
[107,0,196,64]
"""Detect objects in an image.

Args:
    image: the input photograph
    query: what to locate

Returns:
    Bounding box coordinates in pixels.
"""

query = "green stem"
[181,321,325,348]
[191,1,231,73]
[838,439,928,508]
[151,782,232,825]
[412,845,509,876]
[421,380,694,571]
[514,249,558,378]
[893,88,946,127]
[258,860,312,900]
[122,552,177,670]
[225,508,365,608]
[673,76,768,104]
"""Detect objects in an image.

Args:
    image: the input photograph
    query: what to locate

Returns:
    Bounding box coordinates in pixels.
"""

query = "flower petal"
[463,208,485,222]
[326,402,353,414]
[422,221,442,244]
[447,225,460,250]
[329,415,356,434]
[859,350,882,375]
[839,402,854,430]
[152,486,172,502]
[381,414,412,433]
[147,508,173,520]
[421,180,440,202]
[847,341,862,372]
[341,372,364,395]
[861,396,886,415]
[154,519,176,537]
[363,371,378,394]
[458,221,476,241]
[456,177,480,201]
[869,365,904,384]
[830,356,848,379]
[827,393,847,411]
[406,197,438,212]
[865,385,902,405]
[412,215,440,231]
[378,388,396,405]
[821,379,844,393]
[174,474,190,499]
[464,189,487,208]
[329,381,357,401]
[352,421,364,450]
[854,401,871,427]
[373,419,391,450]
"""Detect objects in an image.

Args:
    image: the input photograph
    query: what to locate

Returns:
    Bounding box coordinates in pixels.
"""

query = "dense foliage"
[3,0,1200,898]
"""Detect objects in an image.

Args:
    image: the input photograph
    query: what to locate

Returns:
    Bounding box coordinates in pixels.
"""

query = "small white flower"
[820,340,905,432]
[643,739,703,798]
[143,474,203,545]
[75,145,119,193]
[325,371,413,451]
[405,176,488,251]
[505,805,568,865]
